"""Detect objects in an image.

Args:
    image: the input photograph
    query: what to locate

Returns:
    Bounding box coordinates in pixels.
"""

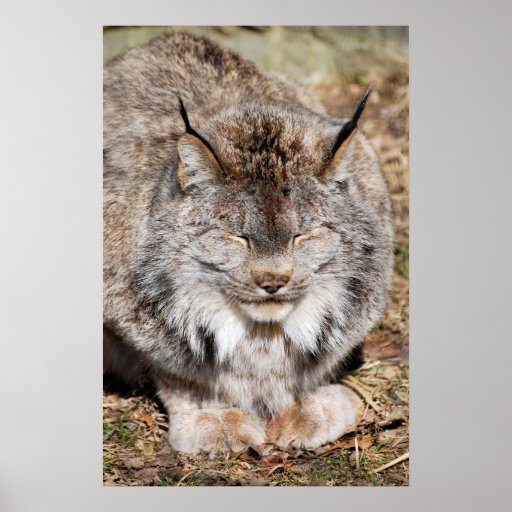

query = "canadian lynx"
[103,31,393,453]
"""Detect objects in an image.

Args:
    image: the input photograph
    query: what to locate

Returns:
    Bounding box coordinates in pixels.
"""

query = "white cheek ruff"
[165,275,344,362]
[283,281,344,353]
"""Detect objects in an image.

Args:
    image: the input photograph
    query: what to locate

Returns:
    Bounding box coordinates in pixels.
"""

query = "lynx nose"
[251,271,291,294]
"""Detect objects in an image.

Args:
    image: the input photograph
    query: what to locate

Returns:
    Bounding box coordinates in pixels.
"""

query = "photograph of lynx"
[103,27,409,486]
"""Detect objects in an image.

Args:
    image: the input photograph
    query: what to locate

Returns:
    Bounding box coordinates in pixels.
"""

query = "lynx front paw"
[168,408,266,454]
[266,384,362,449]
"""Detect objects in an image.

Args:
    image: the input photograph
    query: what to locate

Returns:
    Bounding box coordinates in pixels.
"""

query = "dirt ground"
[103,70,409,486]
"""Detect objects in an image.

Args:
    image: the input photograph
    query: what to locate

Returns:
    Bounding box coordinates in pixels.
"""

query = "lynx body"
[103,31,393,453]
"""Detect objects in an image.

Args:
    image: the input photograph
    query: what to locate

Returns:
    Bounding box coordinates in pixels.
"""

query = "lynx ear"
[177,134,222,192]
[176,98,222,192]
[321,86,372,182]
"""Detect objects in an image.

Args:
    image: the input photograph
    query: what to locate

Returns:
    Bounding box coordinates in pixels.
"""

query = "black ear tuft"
[177,97,221,165]
[329,86,372,159]
[350,85,372,128]
[178,96,193,133]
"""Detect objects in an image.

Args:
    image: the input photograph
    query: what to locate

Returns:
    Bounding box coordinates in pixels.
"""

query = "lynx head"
[135,88,391,360]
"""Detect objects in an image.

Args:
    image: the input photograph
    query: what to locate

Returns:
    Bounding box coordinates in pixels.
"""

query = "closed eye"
[293,226,331,246]
[228,235,250,248]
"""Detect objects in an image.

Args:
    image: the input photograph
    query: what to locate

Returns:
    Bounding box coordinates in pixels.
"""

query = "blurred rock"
[103,26,408,84]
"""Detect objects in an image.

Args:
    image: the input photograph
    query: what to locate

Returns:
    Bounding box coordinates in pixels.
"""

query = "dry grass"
[103,69,409,487]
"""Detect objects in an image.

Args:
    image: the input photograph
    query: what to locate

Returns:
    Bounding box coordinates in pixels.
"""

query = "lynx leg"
[266,384,363,449]
[157,382,266,454]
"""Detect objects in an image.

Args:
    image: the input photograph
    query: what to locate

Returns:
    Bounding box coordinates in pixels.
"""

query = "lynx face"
[176,106,348,324]
[185,188,341,324]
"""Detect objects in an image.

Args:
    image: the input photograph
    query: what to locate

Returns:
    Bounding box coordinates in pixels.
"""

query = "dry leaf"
[133,412,154,429]
[315,435,374,455]
[383,405,407,423]
[262,454,284,466]
[361,409,378,424]
[142,442,154,457]
[122,457,144,469]
[310,479,329,486]
[378,429,401,444]
[132,467,159,481]
[103,477,118,487]
[239,452,258,463]
[381,365,401,379]
[246,477,269,486]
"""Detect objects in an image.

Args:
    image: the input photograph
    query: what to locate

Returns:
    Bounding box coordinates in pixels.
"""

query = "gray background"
[1,0,511,511]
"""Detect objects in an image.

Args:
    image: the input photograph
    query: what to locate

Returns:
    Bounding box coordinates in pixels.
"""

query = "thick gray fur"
[103,31,393,452]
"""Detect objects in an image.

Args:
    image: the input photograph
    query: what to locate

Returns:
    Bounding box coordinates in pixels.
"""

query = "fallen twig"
[344,375,383,414]
[360,359,382,370]
[176,469,199,486]
[267,464,286,476]
[373,451,409,474]
[355,436,360,470]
